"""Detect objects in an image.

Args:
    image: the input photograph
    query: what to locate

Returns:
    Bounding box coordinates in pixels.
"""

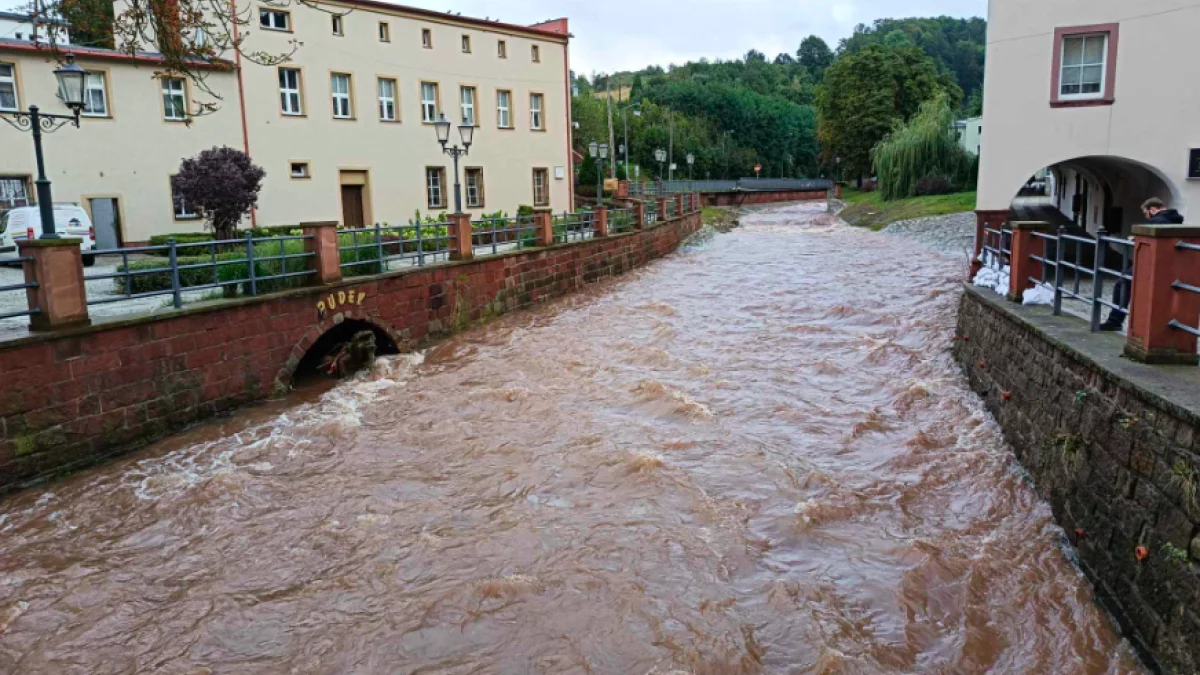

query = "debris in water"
[320,330,377,378]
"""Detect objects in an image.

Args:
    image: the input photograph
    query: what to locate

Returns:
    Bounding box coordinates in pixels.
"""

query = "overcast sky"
[399,0,988,76]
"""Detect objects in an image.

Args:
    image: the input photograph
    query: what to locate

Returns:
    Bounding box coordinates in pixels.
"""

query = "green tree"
[797,35,834,80]
[872,94,978,200]
[816,43,960,183]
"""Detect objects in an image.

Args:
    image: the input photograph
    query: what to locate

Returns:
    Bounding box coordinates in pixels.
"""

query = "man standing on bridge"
[1099,197,1184,331]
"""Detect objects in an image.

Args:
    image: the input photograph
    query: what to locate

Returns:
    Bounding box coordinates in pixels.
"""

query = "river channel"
[0,203,1144,674]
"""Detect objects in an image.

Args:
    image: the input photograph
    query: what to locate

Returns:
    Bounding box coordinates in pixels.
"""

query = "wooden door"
[341,185,365,228]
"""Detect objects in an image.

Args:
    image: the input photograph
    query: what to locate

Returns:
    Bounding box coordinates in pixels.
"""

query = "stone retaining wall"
[703,190,828,207]
[0,212,702,493]
[956,286,1200,674]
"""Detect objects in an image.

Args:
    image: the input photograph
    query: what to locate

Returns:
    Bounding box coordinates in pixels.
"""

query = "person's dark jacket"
[1149,208,1185,224]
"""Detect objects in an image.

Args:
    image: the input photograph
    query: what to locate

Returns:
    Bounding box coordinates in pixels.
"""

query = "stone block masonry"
[956,286,1200,675]
[0,212,702,494]
[703,190,828,207]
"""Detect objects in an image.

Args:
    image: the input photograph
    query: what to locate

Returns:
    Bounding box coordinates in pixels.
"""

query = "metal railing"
[1169,242,1200,337]
[554,210,595,244]
[340,220,454,274]
[981,225,1012,268]
[88,233,316,310]
[1030,226,1134,331]
[665,199,678,220]
[471,214,539,256]
[628,178,832,196]
[609,206,637,234]
[0,254,39,320]
[643,201,660,226]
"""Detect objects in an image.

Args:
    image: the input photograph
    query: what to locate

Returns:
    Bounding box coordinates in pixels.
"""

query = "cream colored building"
[0,4,573,245]
[977,0,1199,233]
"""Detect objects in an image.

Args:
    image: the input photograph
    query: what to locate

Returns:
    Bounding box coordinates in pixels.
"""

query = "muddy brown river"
[0,204,1144,674]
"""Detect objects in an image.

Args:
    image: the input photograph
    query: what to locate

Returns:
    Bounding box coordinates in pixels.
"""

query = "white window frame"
[0,63,17,112]
[162,77,187,121]
[460,86,476,126]
[422,28,432,48]
[378,22,390,42]
[1059,34,1108,101]
[259,9,290,31]
[82,71,108,117]
[331,73,352,119]
[529,93,544,130]
[497,40,507,59]
[331,14,343,36]
[378,78,397,121]
[496,89,511,128]
[290,162,310,179]
[531,44,540,62]
[465,168,483,208]
[171,177,199,220]
[421,82,438,123]
[279,68,303,116]
[532,168,549,206]
[426,167,446,209]
[462,34,471,53]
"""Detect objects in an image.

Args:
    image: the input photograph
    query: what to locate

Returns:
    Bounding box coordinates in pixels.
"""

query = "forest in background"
[573,16,986,187]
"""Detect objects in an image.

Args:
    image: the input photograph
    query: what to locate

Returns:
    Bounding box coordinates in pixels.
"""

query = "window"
[161,77,187,121]
[171,176,198,220]
[82,71,108,117]
[1060,34,1106,99]
[465,168,484,208]
[496,89,512,128]
[332,14,343,36]
[531,44,540,62]
[462,34,471,53]
[279,68,303,115]
[532,168,549,206]
[497,40,507,58]
[259,9,290,31]
[0,177,30,214]
[426,167,446,209]
[421,28,432,48]
[378,78,397,121]
[290,162,310,179]
[420,81,439,123]
[0,64,16,112]
[331,73,353,118]
[378,22,390,42]
[460,86,476,126]
[529,93,544,130]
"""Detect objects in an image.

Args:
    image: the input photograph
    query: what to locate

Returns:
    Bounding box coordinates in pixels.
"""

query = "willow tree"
[872,94,977,201]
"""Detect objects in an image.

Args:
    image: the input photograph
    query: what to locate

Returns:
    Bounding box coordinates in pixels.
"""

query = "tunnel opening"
[294,319,400,384]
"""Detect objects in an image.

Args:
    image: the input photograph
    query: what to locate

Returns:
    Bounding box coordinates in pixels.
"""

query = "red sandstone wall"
[704,190,828,207]
[0,213,701,492]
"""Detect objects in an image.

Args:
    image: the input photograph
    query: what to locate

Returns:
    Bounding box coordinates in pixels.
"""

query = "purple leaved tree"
[174,147,266,242]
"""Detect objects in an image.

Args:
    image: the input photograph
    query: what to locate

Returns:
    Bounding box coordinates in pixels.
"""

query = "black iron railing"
[0,254,39,320]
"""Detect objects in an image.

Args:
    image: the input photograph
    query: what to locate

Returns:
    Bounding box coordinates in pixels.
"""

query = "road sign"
[754,164,762,176]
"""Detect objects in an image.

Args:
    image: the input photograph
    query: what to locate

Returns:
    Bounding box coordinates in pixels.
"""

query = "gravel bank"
[881,211,976,259]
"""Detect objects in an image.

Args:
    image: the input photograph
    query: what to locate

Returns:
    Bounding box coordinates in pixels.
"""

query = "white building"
[0,9,69,45]
[954,117,982,157]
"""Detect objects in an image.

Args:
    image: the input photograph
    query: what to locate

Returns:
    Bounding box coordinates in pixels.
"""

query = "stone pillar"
[657,198,668,223]
[594,206,609,237]
[1006,221,1050,303]
[973,210,1008,277]
[834,185,842,199]
[1125,225,1200,365]
[675,194,686,217]
[633,201,646,230]
[616,181,629,199]
[448,213,474,261]
[19,239,89,331]
[301,221,342,285]
[533,210,555,247]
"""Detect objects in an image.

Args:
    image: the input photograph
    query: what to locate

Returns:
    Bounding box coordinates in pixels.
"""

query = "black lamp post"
[434,112,474,214]
[0,55,86,239]
[589,140,608,206]
[654,148,666,191]
[687,153,695,181]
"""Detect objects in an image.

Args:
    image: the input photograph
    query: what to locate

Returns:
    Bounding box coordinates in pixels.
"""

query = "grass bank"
[701,206,739,231]
[839,189,976,231]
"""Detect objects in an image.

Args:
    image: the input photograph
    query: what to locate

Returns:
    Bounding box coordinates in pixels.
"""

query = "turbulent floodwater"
[0,203,1145,675]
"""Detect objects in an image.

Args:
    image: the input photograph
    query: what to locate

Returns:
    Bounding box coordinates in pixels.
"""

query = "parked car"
[0,205,97,266]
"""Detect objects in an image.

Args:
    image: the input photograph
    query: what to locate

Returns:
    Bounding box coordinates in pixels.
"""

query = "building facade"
[977,0,1198,234]
[954,117,982,157]
[0,4,573,245]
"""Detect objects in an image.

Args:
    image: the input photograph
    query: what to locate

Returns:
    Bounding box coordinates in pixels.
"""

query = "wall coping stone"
[1010,221,1051,231]
[1131,224,1200,238]
[963,284,1200,428]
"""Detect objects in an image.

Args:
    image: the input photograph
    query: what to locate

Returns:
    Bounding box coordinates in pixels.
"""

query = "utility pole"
[668,110,674,182]
[605,78,616,179]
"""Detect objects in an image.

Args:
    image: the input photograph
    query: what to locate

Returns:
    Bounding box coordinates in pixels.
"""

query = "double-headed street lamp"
[433,112,474,214]
[588,141,608,205]
[654,148,666,182]
[0,55,87,239]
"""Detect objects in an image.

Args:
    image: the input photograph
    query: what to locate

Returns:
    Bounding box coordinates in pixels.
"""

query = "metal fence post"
[1053,226,1065,316]
[168,238,183,309]
[1091,228,1107,332]
[246,231,257,296]
[375,222,384,273]
[415,220,425,267]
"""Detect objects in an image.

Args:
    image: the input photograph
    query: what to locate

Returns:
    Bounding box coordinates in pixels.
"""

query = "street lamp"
[434,112,474,214]
[589,141,608,205]
[687,153,695,181]
[0,55,86,239]
[619,103,641,182]
[653,148,667,194]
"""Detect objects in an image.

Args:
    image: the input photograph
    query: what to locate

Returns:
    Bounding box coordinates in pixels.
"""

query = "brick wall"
[0,212,701,493]
[704,190,828,207]
[956,287,1200,674]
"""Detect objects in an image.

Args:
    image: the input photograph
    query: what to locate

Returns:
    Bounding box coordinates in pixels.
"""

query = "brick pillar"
[633,201,645,230]
[301,221,342,285]
[448,213,473,261]
[616,181,629,199]
[1125,225,1200,365]
[657,198,668,222]
[533,209,554,247]
[19,239,89,331]
[675,194,685,217]
[834,185,842,199]
[594,206,609,237]
[1007,221,1050,302]
[973,210,1008,277]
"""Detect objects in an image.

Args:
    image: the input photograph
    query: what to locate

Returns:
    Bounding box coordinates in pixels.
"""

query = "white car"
[0,204,98,266]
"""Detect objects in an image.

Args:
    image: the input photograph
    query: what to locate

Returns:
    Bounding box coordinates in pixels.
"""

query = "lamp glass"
[458,123,474,147]
[687,154,695,164]
[599,143,609,160]
[588,141,599,158]
[54,57,87,111]
[434,113,452,145]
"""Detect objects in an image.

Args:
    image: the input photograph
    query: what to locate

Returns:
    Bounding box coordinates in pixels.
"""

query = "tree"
[174,147,265,242]
[872,94,977,200]
[797,35,834,81]
[815,43,960,183]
